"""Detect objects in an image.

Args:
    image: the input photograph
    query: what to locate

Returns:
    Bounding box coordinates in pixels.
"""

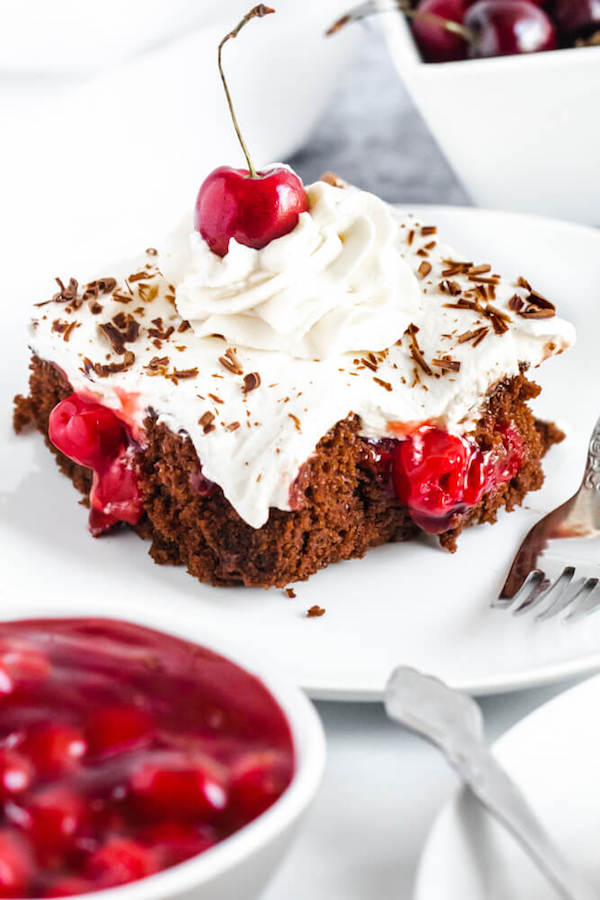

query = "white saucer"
[415,673,600,899]
[2,206,599,701]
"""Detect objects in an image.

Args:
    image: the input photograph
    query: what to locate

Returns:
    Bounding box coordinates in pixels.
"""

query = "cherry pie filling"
[49,393,525,538]
[0,619,294,898]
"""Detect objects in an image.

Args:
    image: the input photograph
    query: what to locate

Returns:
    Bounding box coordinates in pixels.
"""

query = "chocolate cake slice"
[14,177,574,587]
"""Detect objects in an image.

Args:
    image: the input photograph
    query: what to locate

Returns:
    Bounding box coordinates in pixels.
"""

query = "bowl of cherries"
[0,613,325,899]
[372,0,600,223]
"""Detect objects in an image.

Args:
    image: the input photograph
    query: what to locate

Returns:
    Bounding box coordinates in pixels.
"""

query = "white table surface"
[264,681,584,899]
[2,23,589,900]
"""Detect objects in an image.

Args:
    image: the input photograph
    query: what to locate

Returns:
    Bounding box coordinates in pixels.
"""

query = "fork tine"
[491,569,544,611]
[536,573,588,622]
[512,571,554,616]
[564,579,600,624]
[513,566,575,618]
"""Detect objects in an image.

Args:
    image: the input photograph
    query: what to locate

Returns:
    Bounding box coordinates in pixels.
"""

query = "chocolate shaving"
[242,372,261,394]
[405,323,432,377]
[457,326,489,345]
[219,347,243,376]
[148,318,175,341]
[360,356,378,372]
[146,247,158,256]
[508,294,525,313]
[439,280,462,297]
[472,327,490,347]
[483,304,511,335]
[421,225,437,236]
[373,377,393,391]
[517,276,532,291]
[83,350,135,378]
[226,421,241,432]
[467,264,491,276]
[467,274,500,285]
[288,413,301,432]
[172,367,198,379]
[112,290,133,304]
[138,283,159,304]
[144,356,169,375]
[198,411,215,434]
[99,314,141,354]
[432,357,461,372]
[418,261,432,279]
[82,277,117,302]
[519,290,556,319]
[177,320,191,333]
[52,277,82,308]
[444,299,481,312]
[128,270,156,283]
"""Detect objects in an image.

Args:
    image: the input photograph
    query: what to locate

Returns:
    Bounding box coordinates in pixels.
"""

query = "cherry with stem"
[195,5,309,257]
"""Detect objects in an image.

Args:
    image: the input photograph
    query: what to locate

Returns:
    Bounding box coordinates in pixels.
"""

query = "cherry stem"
[218,5,275,178]
[326,0,474,44]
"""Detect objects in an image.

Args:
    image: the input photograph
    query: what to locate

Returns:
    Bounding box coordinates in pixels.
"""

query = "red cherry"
[131,757,228,821]
[412,0,472,61]
[0,662,13,697]
[43,877,92,898]
[229,751,293,823]
[89,454,143,533]
[393,427,471,527]
[49,394,126,470]
[195,6,308,257]
[20,723,87,777]
[87,706,155,756]
[464,0,557,57]
[85,838,158,888]
[0,831,32,899]
[552,0,600,37]
[0,642,50,685]
[195,165,308,258]
[0,750,33,800]
[141,821,216,867]
[20,786,86,855]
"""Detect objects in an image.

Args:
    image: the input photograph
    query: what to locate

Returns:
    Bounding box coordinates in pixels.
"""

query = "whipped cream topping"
[163,180,422,360]
[28,180,575,528]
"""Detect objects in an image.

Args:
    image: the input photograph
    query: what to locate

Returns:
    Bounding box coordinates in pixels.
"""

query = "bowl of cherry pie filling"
[0,615,326,899]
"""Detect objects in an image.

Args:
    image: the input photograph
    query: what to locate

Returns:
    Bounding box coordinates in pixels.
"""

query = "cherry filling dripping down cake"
[14,174,574,588]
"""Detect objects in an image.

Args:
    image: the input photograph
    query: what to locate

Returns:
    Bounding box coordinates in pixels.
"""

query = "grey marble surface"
[289,27,470,206]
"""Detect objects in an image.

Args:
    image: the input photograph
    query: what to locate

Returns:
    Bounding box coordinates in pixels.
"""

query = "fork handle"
[584,417,600,493]
[450,744,598,900]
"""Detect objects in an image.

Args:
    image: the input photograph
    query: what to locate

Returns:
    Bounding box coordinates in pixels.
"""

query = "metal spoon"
[385,667,598,900]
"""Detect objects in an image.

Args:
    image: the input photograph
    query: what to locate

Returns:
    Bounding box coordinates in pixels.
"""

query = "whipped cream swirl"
[163,179,422,360]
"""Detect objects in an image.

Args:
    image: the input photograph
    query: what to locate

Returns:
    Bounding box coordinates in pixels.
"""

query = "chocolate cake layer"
[14,356,563,588]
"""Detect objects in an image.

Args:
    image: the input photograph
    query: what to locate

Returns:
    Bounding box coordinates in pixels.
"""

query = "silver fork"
[494,418,600,622]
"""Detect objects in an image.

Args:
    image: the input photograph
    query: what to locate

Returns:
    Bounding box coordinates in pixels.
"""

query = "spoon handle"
[450,743,597,900]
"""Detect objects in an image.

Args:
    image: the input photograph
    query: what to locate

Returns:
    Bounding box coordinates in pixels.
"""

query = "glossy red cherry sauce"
[364,424,524,534]
[48,394,143,537]
[0,619,294,898]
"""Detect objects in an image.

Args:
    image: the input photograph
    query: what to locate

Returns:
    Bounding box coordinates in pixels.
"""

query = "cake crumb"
[306,605,326,618]
[284,587,296,599]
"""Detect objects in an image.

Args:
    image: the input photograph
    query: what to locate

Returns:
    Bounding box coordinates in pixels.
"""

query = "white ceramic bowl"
[378,4,600,225]
[1,603,326,900]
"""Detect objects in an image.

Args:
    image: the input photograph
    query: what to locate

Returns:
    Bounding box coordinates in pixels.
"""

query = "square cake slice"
[14,177,574,587]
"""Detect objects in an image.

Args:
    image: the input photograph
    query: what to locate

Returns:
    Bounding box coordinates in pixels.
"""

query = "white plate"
[2,206,599,701]
[415,673,600,899]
